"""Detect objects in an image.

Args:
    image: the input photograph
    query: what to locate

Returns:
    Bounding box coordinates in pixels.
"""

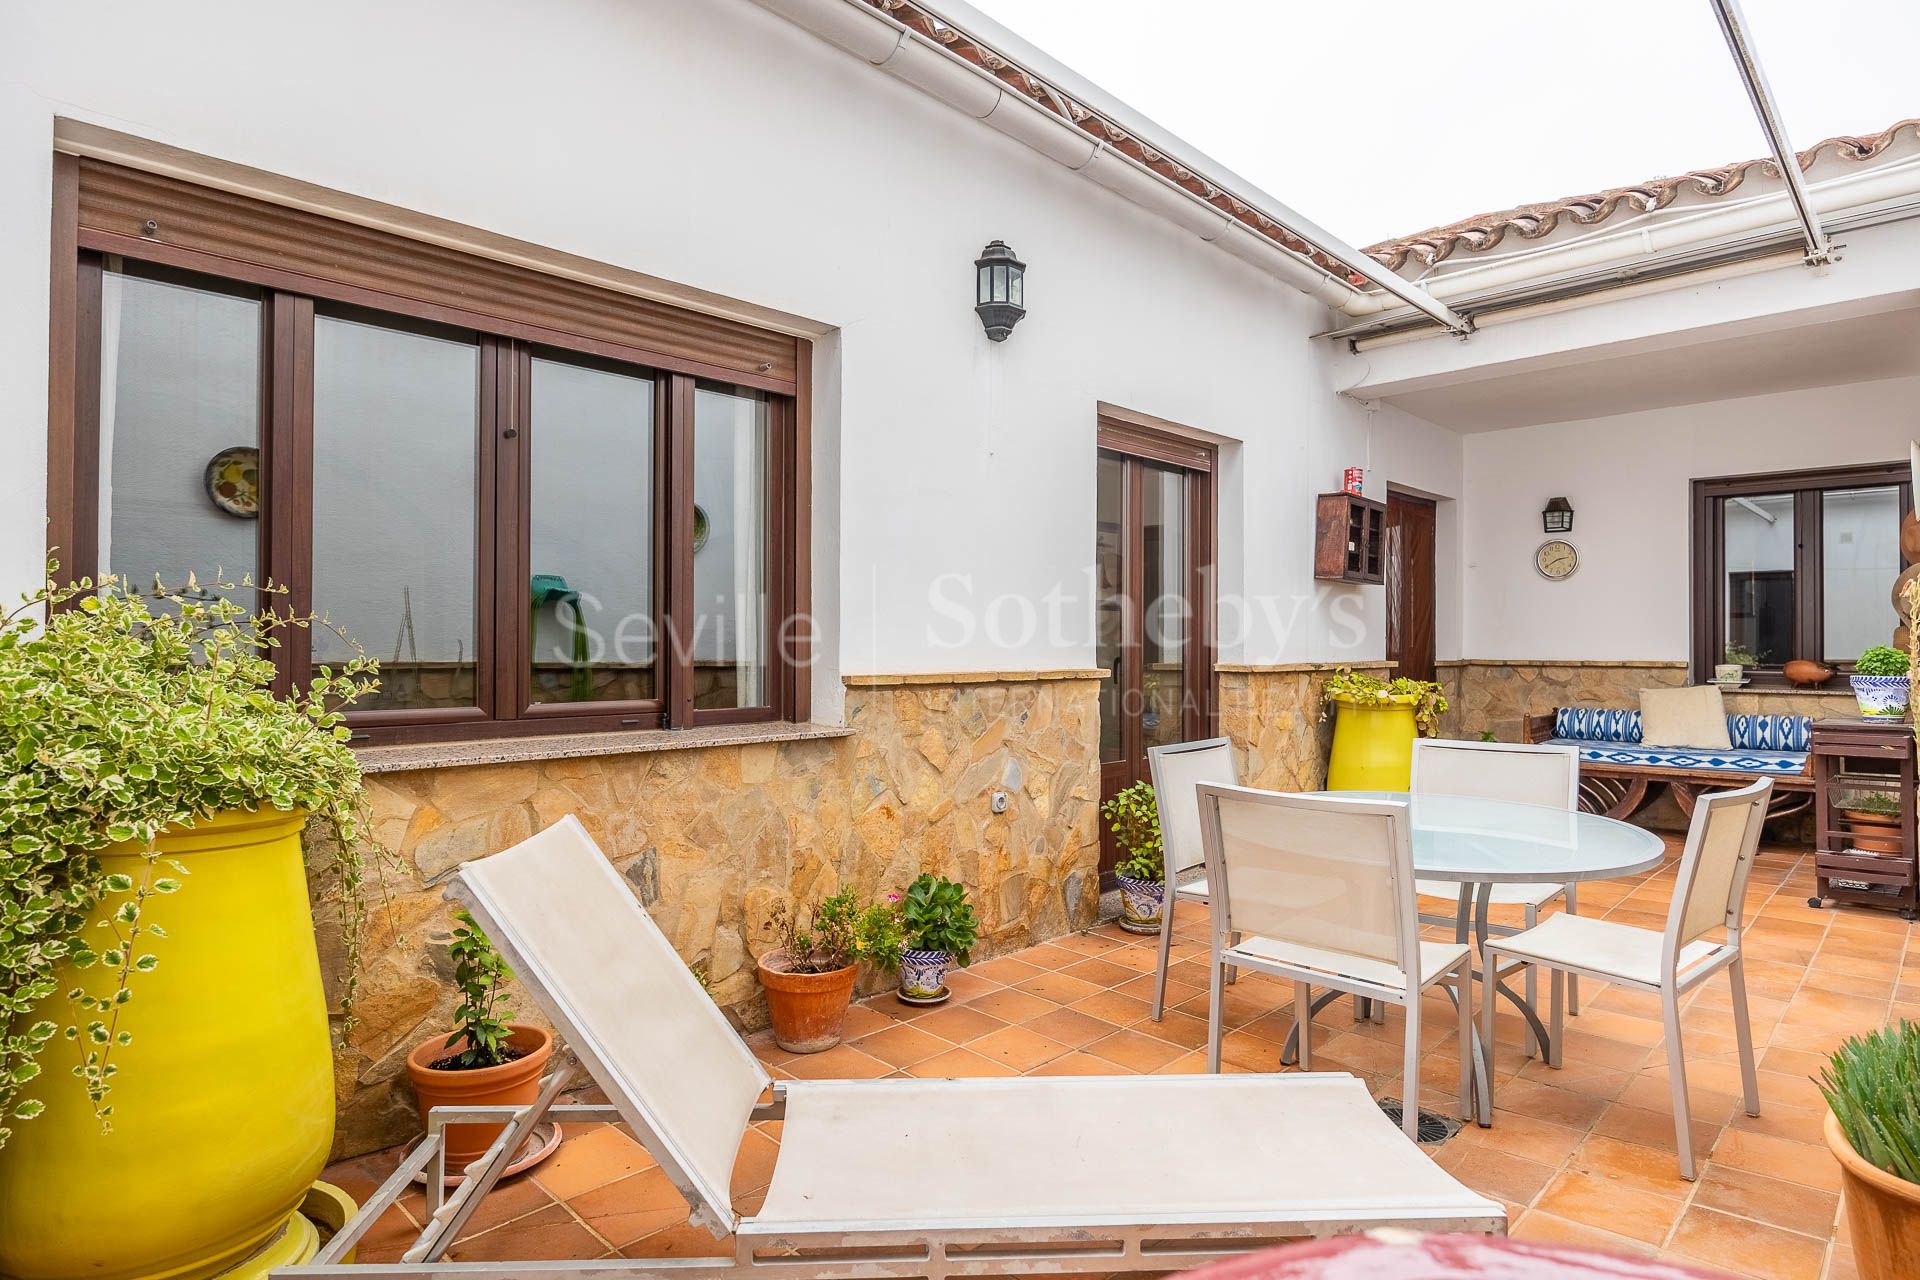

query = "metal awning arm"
[1708,0,1835,266]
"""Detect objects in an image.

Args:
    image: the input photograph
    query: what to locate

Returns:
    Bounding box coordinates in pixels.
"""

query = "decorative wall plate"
[692,504,710,553]
[203,445,261,518]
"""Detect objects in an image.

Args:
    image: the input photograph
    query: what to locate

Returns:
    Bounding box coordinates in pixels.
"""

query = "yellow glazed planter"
[1325,692,1420,791]
[0,807,334,1280]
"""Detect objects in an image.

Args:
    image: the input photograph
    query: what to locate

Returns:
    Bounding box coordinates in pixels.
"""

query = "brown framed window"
[50,159,808,743]
[1692,462,1910,686]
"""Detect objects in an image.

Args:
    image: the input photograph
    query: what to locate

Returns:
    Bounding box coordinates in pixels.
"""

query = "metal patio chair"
[1482,777,1770,1179]
[1411,738,1584,1048]
[1145,736,1239,1021]
[287,816,1504,1279]
[1195,785,1475,1142]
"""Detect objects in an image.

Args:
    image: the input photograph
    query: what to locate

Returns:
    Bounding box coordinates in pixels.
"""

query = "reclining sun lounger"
[288,816,1503,1279]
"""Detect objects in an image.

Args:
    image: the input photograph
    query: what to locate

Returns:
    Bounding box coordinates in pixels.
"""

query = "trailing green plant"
[1856,645,1911,677]
[1321,667,1451,736]
[1103,781,1163,883]
[771,888,904,974]
[437,909,517,1070]
[0,568,381,1150]
[897,874,979,963]
[1820,1020,1920,1186]
[1722,645,1761,667]
[1839,791,1901,818]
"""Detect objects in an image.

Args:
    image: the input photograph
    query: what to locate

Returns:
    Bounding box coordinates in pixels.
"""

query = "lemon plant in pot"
[1104,781,1164,934]
[1820,1020,1920,1279]
[0,571,378,1280]
[894,874,979,1006]
[405,910,554,1173]
[756,890,902,1053]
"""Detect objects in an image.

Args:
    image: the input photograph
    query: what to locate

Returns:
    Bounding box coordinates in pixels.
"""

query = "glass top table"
[1326,790,1667,885]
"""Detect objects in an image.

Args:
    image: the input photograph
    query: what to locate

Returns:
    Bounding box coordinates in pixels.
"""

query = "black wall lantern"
[1542,496,1574,534]
[974,240,1026,341]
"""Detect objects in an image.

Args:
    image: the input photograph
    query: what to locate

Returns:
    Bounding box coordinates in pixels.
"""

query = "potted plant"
[0,572,377,1280]
[1820,1020,1920,1279]
[893,874,980,1005]
[404,909,555,1172]
[1851,645,1911,718]
[1322,667,1450,791]
[756,889,900,1052]
[1104,781,1164,934]
[1838,791,1904,856]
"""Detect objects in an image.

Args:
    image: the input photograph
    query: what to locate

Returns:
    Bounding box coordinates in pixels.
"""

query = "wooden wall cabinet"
[1314,493,1385,584]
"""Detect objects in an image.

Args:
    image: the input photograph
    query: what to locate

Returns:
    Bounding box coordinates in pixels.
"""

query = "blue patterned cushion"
[1726,713,1812,752]
[1546,738,1807,776]
[1552,707,1642,743]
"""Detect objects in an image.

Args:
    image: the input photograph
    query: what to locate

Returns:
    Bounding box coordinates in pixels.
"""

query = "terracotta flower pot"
[1842,809,1904,856]
[405,1023,553,1169]
[757,951,858,1053]
[1827,1110,1920,1280]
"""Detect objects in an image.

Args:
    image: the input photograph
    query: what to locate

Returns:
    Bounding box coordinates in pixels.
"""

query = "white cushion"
[1639,685,1731,750]
[1485,912,1724,988]
[1415,878,1568,909]
[1226,934,1471,990]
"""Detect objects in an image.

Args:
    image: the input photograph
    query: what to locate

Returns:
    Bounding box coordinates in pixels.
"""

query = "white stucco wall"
[0,0,1467,699]
[1460,375,1920,661]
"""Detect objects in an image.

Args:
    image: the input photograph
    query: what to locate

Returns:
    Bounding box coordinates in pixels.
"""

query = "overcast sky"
[964,0,1918,248]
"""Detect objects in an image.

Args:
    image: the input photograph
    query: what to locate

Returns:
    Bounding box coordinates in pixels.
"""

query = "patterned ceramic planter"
[897,948,953,1004]
[1850,674,1911,719]
[1116,875,1165,934]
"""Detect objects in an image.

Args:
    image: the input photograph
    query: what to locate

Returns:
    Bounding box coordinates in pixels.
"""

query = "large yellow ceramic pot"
[0,807,333,1280]
[1325,693,1419,791]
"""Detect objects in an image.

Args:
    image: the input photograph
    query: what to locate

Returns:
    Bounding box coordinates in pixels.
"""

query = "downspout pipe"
[748,0,1469,333]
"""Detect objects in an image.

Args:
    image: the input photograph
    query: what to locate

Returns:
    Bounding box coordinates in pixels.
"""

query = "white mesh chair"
[1483,778,1770,1180]
[1146,737,1239,1020]
[1411,738,1583,1046]
[1196,785,1475,1142]
[295,816,1504,1278]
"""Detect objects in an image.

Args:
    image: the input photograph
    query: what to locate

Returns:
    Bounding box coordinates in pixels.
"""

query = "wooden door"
[1385,491,1437,685]
[1095,423,1214,878]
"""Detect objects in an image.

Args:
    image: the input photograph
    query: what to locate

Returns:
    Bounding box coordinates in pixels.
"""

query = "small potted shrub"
[1321,667,1450,790]
[756,890,900,1052]
[1820,1021,1920,1279]
[1851,645,1911,718]
[1104,781,1164,934]
[405,909,554,1171]
[1838,791,1903,856]
[894,874,979,1005]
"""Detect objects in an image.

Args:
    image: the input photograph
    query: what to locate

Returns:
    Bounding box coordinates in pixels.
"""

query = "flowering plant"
[1321,667,1450,736]
[771,888,905,973]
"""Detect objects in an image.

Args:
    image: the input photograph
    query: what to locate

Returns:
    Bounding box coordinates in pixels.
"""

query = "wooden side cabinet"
[1314,493,1385,584]
[1810,718,1920,920]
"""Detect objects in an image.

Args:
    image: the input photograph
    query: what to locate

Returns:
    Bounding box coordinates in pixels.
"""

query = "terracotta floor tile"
[1022,1005,1125,1049]
[1136,1009,1212,1050]
[446,1203,606,1262]
[1710,1128,1843,1193]
[1590,1101,1723,1156]
[1455,1109,1587,1167]
[939,969,1001,1003]
[1015,971,1106,1006]
[728,1126,780,1196]
[1058,956,1138,988]
[1019,943,1086,970]
[1668,1206,1828,1280]
[1440,1145,1557,1206]
[773,1043,894,1081]
[1565,1133,1692,1199]
[618,1219,734,1259]
[850,1022,953,1069]
[902,1046,1019,1078]
[1492,1077,1613,1130]
[565,1166,689,1248]
[966,955,1046,986]
[836,1002,899,1039]
[1727,1100,1828,1146]
[1068,988,1152,1027]
[1508,1209,1659,1258]
[969,1024,1072,1071]
[1112,972,1202,1007]
[1691,1163,1840,1240]
[532,1125,658,1202]
[909,1004,1007,1044]
[1029,1051,1135,1076]
[968,985,1058,1025]
[1084,1028,1188,1072]
[1533,1170,1685,1246]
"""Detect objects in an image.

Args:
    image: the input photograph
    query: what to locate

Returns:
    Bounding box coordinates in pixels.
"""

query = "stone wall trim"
[353,721,854,775]
[1216,660,1395,673]
[843,670,1106,687]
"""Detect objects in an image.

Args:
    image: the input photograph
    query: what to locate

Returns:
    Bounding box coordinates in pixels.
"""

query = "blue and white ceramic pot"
[1116,875,1164,934]
[898,948,952,1004]
[1850,674,1911,718]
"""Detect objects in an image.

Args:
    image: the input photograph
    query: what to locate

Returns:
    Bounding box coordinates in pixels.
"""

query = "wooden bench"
[1523,709,1813,824]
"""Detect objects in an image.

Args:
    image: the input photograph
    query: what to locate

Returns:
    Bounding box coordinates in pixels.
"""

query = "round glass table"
[1279,791,1666,1125]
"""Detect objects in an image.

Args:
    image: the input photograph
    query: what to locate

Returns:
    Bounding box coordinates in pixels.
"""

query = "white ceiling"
[1384,307,1920,431]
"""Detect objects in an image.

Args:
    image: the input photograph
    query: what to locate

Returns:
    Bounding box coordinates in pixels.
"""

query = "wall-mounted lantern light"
[974,240,1026,341]
[1542,496,1574,534]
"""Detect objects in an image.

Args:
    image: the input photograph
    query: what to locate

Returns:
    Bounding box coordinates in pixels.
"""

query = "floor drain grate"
[1376,1099,1460,1145]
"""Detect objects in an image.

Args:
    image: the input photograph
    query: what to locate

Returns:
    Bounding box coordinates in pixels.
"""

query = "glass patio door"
[1095,426,1214,878]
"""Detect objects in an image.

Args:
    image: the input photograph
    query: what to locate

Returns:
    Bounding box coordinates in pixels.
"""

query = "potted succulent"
[1820,1021,1920,1279]
[1851,645,1911,718]
[756,889,901,1052]
[404,909,554,1171]
[893,874,980,1005]
[1104,781,1165,934]
[1838,791,1904,856]
[1322,667,1450,790]
[0,572,377,1280]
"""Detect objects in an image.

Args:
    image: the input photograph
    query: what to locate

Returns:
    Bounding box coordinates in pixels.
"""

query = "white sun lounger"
[286,816,1503,1279]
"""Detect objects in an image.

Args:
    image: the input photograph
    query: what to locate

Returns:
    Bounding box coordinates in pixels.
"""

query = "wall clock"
[1535,539,1579,581]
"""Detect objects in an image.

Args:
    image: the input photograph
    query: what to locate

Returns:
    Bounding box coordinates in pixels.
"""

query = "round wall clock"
[1535,539,1578,581]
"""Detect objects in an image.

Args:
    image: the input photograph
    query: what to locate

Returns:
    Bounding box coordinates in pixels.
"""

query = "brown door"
[1385,490,1437,684]
[1096,427,1214,878]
